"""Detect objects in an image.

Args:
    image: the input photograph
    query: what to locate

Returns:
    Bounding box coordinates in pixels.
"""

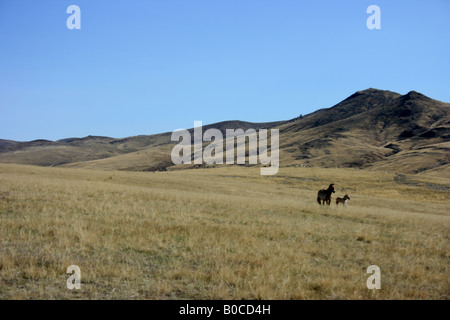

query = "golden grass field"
[0,163,449,299]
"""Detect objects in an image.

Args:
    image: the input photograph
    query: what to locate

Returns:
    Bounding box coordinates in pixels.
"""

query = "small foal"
[336,194,350,206]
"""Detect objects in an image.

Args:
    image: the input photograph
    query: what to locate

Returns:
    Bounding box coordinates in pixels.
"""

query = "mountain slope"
[277,89,449,176]
[0,89,449,177]
[0,120,285,169]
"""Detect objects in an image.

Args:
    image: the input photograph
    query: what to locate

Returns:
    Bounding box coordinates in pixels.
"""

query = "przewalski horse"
[336,194,350,207]
[317,184,335,205]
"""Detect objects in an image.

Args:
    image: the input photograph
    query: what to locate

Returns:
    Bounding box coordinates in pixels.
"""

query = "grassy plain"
[0,163,448,299]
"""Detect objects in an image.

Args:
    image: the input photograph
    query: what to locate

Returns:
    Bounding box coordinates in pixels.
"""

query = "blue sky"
[0,0,449,141]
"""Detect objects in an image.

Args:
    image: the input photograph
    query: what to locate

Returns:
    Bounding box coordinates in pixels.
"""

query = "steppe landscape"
[1,89,449,299]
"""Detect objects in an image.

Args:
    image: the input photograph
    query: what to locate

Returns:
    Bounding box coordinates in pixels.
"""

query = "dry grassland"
[0,163,448,299]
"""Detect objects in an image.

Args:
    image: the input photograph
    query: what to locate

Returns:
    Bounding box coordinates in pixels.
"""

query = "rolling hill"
[277,89,450,177]
[1,88,449,177]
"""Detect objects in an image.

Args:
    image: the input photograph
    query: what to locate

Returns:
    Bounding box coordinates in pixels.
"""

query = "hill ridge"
[1,88,449,177]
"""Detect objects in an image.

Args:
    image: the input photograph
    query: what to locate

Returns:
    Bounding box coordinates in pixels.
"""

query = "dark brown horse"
[317,184,335,205]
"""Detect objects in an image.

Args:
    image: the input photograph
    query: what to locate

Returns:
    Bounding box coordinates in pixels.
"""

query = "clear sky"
[1,0,449,141]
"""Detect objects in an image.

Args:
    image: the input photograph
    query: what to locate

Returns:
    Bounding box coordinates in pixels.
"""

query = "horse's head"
[329,184,335,193]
